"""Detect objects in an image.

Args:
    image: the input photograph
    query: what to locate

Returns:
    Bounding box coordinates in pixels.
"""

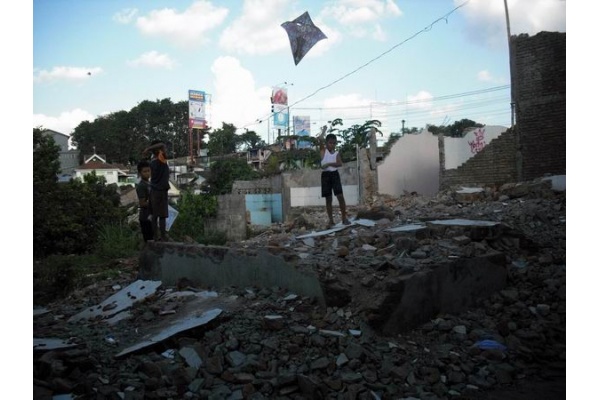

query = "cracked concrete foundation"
[139,242,506,335]
[366,252,507,335]
[139,243,326,305]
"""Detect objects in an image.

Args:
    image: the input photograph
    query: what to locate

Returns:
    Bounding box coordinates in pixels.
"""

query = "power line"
[293,85,509,111]
[287,0,472,109]
[239,0,472,130]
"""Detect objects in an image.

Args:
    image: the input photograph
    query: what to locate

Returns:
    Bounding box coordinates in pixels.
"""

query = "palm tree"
[349,119,382,148]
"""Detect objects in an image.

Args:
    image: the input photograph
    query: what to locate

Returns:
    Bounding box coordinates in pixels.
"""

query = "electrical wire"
[239,0,472,130]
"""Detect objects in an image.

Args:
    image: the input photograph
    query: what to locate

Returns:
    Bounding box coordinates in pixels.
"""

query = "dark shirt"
[135,179,151,220]
[150,158,170,191]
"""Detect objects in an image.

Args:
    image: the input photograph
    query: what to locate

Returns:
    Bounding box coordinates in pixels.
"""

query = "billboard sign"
[271,87,288,105]
[293,115,311,149]
[189,90,207,129]
[273,104,289,128]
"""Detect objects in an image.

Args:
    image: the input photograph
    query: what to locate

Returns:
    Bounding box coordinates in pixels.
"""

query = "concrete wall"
[204,193,246,241]
[139,243,325,305]
[74,169,119,185]
[233,176,284,225]
[437,31,565,189]
[378,130,439,197]
[444,126,508,169]
[514,31,566,181]
[440,128,518,189]
[374,252,507,335]
[281,163,360,220]
[59,151,80,173]
[208,147,377,239]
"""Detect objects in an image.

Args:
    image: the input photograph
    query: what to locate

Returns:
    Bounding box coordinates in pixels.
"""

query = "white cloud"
[372,24,386,41]
[477,70,493,81]
[113,8,138,24]
[218,1,341,60]
[33,108,97,136]
[127,51,177,69]
[33,66,103,83]
[385,0,401,15]
[319,93,394,137]
[322,94,375,125]
[456,0,566,48]
[219,0,290,55]
[320,0,402,39]
[406,90,433,110]
[209,56,272,141]
[136,1,229,48]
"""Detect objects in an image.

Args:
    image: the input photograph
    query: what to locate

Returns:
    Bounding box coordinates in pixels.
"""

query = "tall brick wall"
[440,128,517,189]
[514,31,566,180]
[440,31,565,189]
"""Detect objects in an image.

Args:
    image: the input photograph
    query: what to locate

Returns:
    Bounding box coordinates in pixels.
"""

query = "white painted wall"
[444,126,508,169]
[74,169,119,185]
[378,130,440,197]
[290,185,359,207]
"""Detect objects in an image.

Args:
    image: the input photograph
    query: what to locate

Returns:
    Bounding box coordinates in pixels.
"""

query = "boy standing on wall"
[319,126,351,229]
[143,140,170,241]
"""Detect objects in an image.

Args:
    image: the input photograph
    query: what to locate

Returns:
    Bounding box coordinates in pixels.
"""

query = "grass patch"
[95,223,141,259]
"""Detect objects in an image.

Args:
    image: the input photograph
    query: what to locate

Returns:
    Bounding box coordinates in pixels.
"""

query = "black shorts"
[321,170,343,197]
[150,190,169,218]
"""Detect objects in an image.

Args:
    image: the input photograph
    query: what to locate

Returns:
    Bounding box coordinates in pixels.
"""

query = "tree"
[239,130,264,150]
[206,122,241,156]
[204,158,260,195]
[328,119,382,162]
[169,191,218,242]
[71,98,189,165]
[34,128,124,257]
[34,128,61,257]
[348,119,383,148]
[427,118,484,137]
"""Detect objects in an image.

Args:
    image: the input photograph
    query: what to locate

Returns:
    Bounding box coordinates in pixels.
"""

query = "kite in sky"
[281,11,327,66]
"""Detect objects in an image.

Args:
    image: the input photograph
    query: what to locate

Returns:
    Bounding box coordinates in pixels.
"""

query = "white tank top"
[321,150,338,172]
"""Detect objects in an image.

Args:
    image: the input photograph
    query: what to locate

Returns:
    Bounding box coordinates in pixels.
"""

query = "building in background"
[41,129,80,175]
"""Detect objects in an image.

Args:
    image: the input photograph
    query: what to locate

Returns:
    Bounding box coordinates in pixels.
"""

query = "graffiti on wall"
[468,128,486,154]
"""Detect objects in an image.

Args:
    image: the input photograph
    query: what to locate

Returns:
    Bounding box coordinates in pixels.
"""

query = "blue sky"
[31,0,565,145]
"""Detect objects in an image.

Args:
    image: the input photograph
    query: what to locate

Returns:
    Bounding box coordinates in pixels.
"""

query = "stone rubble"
[34,178,566,400]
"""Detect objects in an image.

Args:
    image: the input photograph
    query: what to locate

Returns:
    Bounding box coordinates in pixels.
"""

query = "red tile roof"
[76,160,120,170]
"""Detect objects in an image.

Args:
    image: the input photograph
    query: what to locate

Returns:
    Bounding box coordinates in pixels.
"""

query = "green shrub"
[33,255,82,303]
[170,191,218,242]
[199,230,228,246]
[95,223,141,259]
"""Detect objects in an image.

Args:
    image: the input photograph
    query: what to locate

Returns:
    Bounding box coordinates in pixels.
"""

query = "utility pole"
[504,0,515,128]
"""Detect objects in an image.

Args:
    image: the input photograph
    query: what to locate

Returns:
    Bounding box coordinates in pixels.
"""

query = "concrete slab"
[115,308,222,358]
[296,225,348,239]
[34,307,51,317]
[542,175,566,191]
[68,280,162,323]
[456,187,485,194]
[428,219,499,227]
[386,224,427,233]
[295,219,371,239]
[139,244,326,305]
[369,252,507,335]
[34,338,79,351]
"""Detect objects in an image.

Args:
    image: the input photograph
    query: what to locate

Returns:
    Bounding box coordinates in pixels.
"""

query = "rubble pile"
[34,179,566,400]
